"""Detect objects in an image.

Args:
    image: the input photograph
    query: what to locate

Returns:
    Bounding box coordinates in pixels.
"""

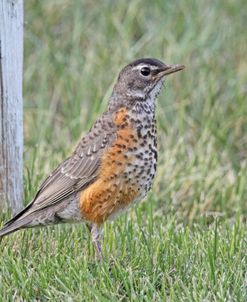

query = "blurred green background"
[23,0,247,219]
[1,0,247,300]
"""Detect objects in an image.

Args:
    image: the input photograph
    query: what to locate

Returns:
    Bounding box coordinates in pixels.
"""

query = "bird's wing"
[5,115,116,224]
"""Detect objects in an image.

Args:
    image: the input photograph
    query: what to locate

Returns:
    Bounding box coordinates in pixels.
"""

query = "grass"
[1,0,247,300]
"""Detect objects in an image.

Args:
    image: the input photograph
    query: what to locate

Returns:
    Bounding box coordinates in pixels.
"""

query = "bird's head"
[111,58,185,106]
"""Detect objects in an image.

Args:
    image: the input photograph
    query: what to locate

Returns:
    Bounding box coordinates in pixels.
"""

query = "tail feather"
[0,201,35,239]
[0,216,32,238]
[3,202,33,228]
[0,209,56,239]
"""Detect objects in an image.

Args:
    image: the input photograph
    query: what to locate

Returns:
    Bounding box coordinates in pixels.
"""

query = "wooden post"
[0,0,23,214]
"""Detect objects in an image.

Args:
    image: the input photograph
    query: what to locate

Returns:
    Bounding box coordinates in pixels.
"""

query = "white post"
[0,0,23,214]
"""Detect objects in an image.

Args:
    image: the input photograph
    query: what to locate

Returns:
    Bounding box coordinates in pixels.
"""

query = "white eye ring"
[140,67,151,76]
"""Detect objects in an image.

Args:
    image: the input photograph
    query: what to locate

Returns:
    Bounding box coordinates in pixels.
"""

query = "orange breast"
[80,107,139,224]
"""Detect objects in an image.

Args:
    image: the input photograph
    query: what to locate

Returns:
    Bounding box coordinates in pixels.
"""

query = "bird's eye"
[140,67,151,76]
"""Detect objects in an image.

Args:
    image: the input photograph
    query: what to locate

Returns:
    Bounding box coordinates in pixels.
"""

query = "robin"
[0,58,184,259]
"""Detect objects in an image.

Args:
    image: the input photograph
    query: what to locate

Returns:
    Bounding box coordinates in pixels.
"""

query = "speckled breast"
[80,105,157,224]
[118,106,158,201]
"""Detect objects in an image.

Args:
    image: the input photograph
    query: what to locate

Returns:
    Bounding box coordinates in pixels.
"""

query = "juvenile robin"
[0,58,184,259]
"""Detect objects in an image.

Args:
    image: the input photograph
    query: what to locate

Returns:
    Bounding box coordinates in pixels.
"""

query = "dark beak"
[158,64,185,77]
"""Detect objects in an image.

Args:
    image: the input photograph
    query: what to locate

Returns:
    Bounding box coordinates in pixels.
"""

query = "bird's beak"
[158,64,185,77]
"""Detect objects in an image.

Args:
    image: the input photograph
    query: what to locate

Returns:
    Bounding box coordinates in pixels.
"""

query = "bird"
[0,58,184,259]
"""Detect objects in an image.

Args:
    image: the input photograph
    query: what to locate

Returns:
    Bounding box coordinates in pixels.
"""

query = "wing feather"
[16,115,116,219]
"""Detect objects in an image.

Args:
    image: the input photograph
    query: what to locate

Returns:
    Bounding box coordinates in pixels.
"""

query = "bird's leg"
[90,224,103,261]
[86,223,92,232]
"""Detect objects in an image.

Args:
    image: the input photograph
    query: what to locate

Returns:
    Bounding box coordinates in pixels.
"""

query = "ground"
[0,0,246,301]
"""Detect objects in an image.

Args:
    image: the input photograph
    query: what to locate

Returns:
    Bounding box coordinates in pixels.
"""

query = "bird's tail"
[0,204,34,239]
[0,219,26,239]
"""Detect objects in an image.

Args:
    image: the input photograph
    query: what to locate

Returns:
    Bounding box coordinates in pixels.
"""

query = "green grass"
[1,0,247,300]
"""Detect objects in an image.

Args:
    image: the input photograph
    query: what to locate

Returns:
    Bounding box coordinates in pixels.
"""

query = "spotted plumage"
[0,58,184,259]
